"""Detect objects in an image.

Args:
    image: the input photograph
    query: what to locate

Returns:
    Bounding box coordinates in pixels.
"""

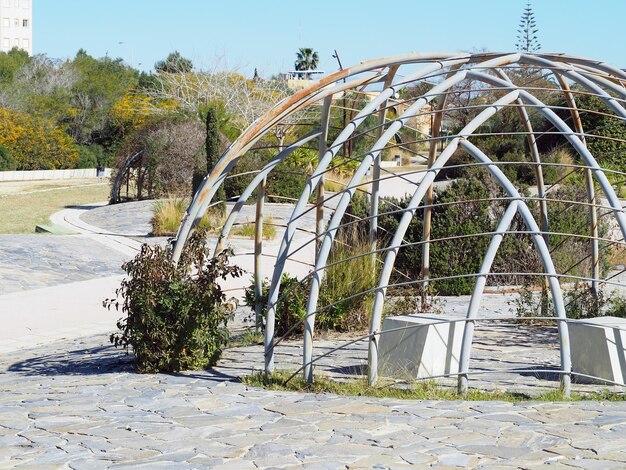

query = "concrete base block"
[378,314,463,380]
[569,316,626,385]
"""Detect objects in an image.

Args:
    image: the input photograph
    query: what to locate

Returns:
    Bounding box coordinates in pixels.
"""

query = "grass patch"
[231,217,277,240]
[0,183,109,233]
[243,370,626,402]
[151,197,225,236]
[229,329,265,347]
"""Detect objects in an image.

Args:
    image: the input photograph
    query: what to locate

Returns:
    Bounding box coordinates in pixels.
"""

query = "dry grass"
[151,197,226,236]
[317,227,378,331]
[0,183,110,233]
[231,217,277,240]
[608,245,626,267]
[325,171,354,193]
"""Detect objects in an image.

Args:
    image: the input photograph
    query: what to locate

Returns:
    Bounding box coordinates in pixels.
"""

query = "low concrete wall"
[0,168,112,182]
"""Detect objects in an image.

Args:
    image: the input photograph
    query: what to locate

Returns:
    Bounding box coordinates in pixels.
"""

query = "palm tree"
[294,48,319,79]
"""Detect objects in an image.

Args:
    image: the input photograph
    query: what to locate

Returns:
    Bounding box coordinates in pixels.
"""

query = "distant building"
[0,0,32,54]
[279,70,325,91]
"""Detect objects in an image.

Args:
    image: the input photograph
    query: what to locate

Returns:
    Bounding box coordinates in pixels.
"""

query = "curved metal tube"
[459,140,571,396]
[266,57,475,374]
[494,69,549,238]
[457,201,519,393]
[555,74,600,295]
[367,91,522,387]
[301,66,477,381]
[111,149,144,204]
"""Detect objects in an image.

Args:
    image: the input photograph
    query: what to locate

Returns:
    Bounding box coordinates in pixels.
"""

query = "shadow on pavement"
[7,343,240,383]
[7,345,134,376]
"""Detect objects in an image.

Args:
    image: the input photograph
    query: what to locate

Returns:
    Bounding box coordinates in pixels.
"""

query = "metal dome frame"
[170,52,626,397]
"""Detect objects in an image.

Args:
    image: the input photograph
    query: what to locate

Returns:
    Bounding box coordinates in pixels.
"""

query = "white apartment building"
[0,0,32,54]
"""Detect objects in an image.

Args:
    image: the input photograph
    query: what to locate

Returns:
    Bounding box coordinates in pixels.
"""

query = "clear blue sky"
[34,0,626,76]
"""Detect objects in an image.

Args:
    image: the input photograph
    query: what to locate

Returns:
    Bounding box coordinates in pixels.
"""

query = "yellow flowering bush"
[0,107,79,170]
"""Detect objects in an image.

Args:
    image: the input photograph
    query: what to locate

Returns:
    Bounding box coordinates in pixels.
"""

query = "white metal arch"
[168,52,626,395]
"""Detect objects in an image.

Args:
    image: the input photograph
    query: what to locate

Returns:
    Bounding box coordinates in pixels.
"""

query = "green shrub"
[346,176,538,295]
[244,273,309,336]
[514,281,626,321]
[244,229,376,335]
[546,181,609,278]
[231,217,277,240]
[223,147,316,204]
[105,229,242,373]
[0,144,15,170]
[76,145,98,168]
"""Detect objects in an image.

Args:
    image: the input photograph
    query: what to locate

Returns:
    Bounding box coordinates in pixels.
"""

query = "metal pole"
[495,68,551,315]
[254,177,266,332]
[495,69,549,239]
[556,75,600,295]
[370,66,398,265]
[316,96,332,260]
[302,96,332,383]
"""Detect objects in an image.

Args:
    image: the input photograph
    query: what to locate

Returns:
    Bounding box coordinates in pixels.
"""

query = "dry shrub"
[113,117,205,199]
[151,197,225,236]
[318,226,377,331]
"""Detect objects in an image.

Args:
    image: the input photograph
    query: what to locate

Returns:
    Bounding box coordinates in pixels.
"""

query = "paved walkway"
[2,199,626,468]
[2,334,626,468]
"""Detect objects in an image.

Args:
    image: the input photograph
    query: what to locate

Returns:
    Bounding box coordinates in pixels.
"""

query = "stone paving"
[2,334,626,468]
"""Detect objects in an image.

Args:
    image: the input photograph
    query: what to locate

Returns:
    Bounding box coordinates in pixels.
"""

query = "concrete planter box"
[377,314,463,380]
[569,316,626,385]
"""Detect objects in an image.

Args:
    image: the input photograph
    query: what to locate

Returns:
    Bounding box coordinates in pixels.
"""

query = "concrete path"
[0,199,328,353]
[0,276,123,352]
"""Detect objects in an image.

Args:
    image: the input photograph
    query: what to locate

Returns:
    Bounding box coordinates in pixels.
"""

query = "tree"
[155,51,193,74]
[0,107,79,170]
[294,48,319,78]
[0,47,30,84]
[70,51,139,146]
[192,106,225,205]
[515,2,541,53]
[0,144,14,170]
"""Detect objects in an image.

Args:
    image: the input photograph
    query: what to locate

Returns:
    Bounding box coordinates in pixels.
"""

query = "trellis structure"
[171,52,626,397]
